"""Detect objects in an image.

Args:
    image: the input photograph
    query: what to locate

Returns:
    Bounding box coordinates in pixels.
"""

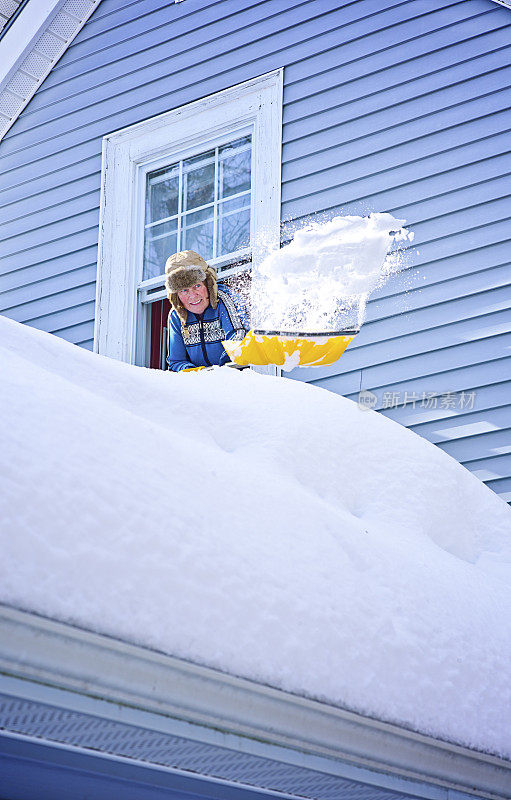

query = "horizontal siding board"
[0,209,100,260]
[47,0,288,83]
[1,265,97,311]
[306,369,362,397]
[9,0,273,118]
[283,123,511,189]
[282,136,511,207]
[0,149,101,203]
[282,156,511,220]
[0,248,98,293]
[1,190,100,240]
[52,322,95,344]
[284,22,511,101]
[297,284,511,375]
[280,2,503,110]
[293,322,510,391]
[0,174,101,228]
[282,141,511,220]
[3,27,508,186]
[291,353,511,398]
[78,0,259,42]
[403,220,510,272]
[385,385,511,427]
[390,187,511,234]
[461,453,511,480]
[372,240,511,301]
[485,476,511,497]
[361,333,511,388]
[409,406,511,444]
[3,283,96,324]
[334,305,511,376]
[283,50,511,129]
[0,228,98,276]
[43,0,410,95]
[1,4,492,158]
[282,100,511,179]
[18,301,96,333]
[282,61,510,147]
[368,265,511,321]
[367,357,511,398]
[403,201,511,247]
[434,428,511,461]
[336,365,511,425]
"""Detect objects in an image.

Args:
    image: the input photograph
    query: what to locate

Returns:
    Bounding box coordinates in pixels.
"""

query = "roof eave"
[0,604,509,799]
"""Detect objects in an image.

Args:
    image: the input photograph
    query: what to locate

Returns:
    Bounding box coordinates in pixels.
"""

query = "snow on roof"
[2,315,511,759]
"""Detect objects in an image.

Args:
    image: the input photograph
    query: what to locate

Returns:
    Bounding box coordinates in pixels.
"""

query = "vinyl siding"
[0,0,509,504]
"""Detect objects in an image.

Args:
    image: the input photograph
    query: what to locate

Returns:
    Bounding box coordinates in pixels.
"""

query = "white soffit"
[0,0,102,142]
[0,0,24,36]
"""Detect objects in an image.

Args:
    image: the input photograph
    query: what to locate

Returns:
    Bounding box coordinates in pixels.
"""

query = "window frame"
[94,69,283,365]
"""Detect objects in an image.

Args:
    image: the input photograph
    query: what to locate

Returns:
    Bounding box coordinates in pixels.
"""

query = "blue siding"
[0,0,509,503]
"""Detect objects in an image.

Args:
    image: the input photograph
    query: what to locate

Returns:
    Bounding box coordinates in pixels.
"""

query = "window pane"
[218,209,250,256]
[220,144,251,199]
[146,167,179,223]
[220,194,250,215]
[182,220,214,260]
[185,149,215,168]
[184,204,214,227]
[147,219,178,239]
[183,151,215,211]
[144,231,177,280]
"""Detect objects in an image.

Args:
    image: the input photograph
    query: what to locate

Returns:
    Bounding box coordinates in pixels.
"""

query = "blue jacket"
[166,285,247,371]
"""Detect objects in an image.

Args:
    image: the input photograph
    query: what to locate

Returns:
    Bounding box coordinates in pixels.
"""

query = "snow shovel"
[222,328,358,369]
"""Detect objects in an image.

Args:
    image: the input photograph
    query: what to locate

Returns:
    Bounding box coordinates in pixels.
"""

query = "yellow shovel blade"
[223,330,357,368]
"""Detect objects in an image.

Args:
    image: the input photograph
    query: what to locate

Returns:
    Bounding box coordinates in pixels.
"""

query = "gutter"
[0,605,510,799]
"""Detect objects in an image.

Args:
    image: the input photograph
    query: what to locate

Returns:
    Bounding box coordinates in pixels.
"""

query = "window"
[95,71,282,366]
[143,135,252,280]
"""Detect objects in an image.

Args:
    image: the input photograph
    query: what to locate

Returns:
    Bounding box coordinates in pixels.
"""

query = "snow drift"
[1,315,511,758]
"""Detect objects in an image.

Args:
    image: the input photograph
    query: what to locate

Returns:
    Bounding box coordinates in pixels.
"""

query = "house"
[0,0,510,797]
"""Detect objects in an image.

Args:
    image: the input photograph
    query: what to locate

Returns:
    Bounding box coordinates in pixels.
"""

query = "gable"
[0,0,102,141]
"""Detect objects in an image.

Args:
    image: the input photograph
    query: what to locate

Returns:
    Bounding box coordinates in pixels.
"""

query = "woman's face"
[178,282,210,314]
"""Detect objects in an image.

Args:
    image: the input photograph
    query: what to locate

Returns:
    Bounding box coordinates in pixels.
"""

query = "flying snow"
[251,213,413,333]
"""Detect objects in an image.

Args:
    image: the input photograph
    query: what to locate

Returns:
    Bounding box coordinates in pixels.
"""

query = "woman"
[165,250,247,372]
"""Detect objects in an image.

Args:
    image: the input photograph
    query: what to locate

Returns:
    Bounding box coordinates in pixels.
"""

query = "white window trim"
[94,69,283,364]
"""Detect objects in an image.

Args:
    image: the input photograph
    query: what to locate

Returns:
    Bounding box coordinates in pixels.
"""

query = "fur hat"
[165,250,218,328]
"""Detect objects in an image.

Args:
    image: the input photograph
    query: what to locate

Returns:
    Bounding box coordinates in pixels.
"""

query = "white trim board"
[0,0,102,142]
[94,70,283,364]
[0,605,510,800]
